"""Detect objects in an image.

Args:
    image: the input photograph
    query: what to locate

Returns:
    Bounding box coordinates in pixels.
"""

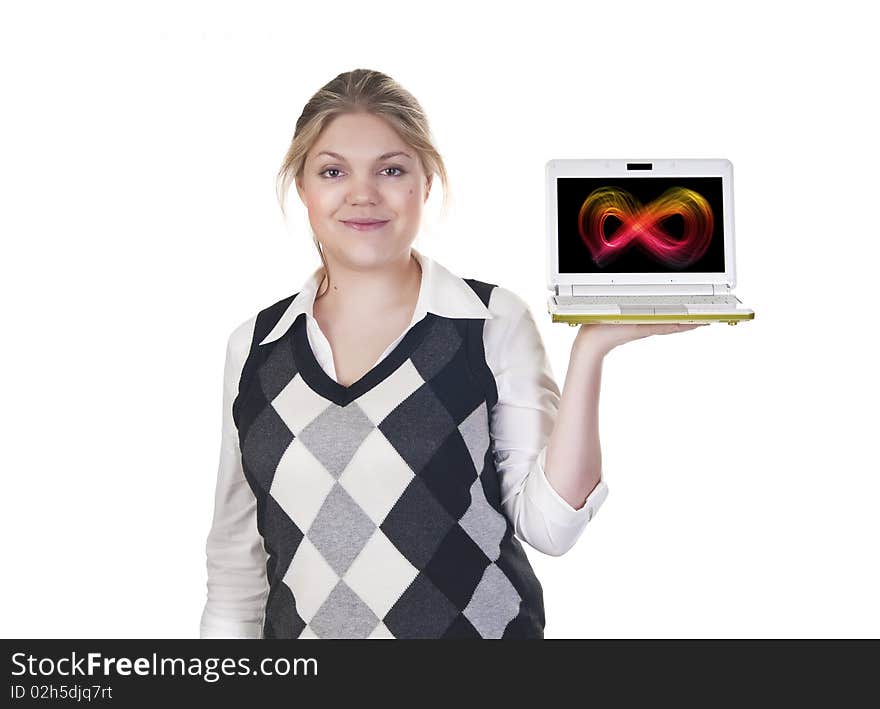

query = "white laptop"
[546,158,755,326]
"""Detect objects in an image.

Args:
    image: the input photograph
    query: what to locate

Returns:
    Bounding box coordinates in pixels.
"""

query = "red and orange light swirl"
[577,186,714,268]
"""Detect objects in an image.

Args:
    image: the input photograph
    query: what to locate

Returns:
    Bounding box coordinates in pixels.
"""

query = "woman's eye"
[319,167,406,179]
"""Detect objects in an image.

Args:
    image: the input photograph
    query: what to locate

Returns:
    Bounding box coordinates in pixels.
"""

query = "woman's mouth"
[342,220,390,231]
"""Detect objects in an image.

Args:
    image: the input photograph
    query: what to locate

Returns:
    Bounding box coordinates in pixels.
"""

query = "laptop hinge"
[557,283,718,296]
[712,284,732,294]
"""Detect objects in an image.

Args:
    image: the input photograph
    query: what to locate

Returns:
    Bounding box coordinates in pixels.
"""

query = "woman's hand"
[574,322,709,357]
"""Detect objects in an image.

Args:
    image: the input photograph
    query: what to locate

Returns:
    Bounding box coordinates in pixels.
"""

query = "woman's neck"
[315,250,422,321]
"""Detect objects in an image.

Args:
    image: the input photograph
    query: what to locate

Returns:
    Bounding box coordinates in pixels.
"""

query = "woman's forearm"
[542,321,706,509]
[543,331,608,510]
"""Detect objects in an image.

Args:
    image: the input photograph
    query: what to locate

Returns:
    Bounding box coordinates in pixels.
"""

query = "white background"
[2,0,877,638]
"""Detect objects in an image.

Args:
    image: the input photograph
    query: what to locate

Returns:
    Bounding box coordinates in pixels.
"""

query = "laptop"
[546,158,755,326]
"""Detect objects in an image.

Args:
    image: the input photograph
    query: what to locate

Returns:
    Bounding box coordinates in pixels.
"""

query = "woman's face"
[296,111,432,270]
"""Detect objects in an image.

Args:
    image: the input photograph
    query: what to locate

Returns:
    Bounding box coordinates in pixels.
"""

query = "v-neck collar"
[290,311,438,407]
[258,247,493,348]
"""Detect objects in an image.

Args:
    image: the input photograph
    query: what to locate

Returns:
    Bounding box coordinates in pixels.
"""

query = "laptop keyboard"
[556,295,738,305]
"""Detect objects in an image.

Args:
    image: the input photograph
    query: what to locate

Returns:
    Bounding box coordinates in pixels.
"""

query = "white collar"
[258,246,493,346]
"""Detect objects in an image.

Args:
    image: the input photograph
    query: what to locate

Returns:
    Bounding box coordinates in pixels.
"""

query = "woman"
[200,68,705,639]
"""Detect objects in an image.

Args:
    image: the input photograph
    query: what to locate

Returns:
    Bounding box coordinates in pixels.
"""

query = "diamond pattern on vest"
[235,285,545,639]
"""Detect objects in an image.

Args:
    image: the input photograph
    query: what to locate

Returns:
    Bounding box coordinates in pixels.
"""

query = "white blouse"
[200,246,609,638]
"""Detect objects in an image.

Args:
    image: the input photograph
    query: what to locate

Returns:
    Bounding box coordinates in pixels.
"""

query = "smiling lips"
[342,219,390,231]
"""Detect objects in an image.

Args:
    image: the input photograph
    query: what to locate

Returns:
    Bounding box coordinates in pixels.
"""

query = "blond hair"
[275,69,450,300]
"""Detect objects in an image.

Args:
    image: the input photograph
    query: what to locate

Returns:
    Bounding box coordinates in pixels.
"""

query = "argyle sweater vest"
[232,278,546,639]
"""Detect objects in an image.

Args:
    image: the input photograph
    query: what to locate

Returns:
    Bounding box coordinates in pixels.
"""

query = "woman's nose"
[346,175,381,204]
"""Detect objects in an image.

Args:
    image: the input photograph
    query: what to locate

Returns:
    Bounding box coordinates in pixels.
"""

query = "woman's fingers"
[576,321,708,352]
[655,323,709,335]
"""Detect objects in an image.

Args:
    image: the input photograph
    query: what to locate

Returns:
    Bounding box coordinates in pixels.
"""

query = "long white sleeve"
[200,317,270,638]
[485,287,609,557]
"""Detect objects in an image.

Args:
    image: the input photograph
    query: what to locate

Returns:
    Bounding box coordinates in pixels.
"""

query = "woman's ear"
[424,174,433,202]
[295,176,306,207]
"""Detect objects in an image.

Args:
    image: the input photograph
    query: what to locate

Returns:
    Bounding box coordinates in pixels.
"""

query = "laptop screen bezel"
[546,159,736,289]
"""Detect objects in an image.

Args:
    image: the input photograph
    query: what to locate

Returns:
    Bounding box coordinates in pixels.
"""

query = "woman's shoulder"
[472,280,549,378]
[226,291,300,357]
[479,281,532,323]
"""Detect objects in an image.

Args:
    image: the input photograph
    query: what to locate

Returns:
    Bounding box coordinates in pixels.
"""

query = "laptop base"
[549,310,755,326]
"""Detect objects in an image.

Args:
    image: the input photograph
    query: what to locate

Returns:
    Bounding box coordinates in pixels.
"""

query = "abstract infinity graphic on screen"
[577,186,714,268]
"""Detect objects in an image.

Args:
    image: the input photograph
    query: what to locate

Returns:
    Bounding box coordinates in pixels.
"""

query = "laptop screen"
[557,176,726,273]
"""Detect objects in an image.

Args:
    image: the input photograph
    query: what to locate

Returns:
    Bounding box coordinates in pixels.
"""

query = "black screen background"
[556,176,726,273]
